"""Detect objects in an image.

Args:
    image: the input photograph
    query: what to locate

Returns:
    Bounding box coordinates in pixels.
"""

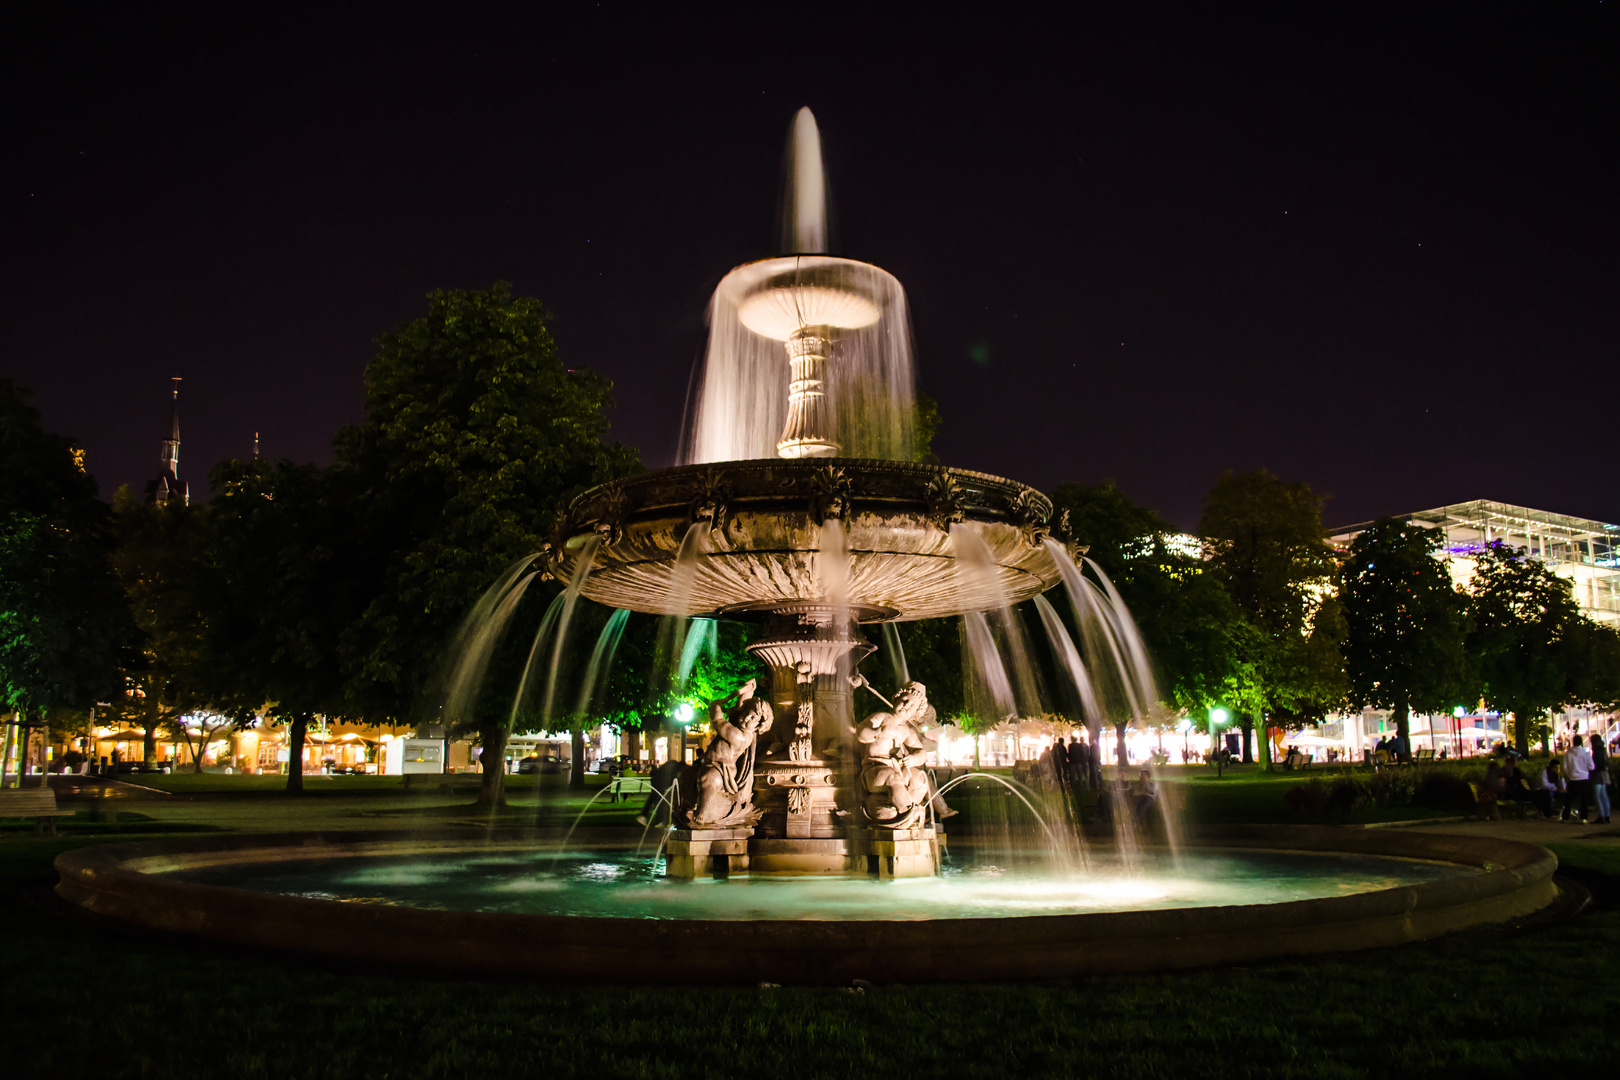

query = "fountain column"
[745,605,871,870]
[776,327,838,459]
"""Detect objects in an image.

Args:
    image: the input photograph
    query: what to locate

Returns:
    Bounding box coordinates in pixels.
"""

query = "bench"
[607,775,653,804]
[1469,782,1533,821]
[1414,748,1435,766]
[0,787,76,835]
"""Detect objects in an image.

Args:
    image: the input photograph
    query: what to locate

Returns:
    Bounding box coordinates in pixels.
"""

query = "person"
[1505,762,1554,818]
[1590,736,1613,825]
[1130,769,1158,823]
[1065,735,1088,793]
[1051,738,1071,792]
[1374,736,1388,754]
[637,756,688,827]
[1562,735,1594,824]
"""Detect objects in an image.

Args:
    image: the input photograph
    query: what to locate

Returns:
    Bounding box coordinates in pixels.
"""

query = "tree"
[200,458,362,791]
[1466,542,1591,757]
[1340,519,1472,756]
[912,392,943,465]
[1050,480,1259,763]
[107,486,213,763]
[335,283,639,806]
[0,380,134,784]
[1199,469,1343,764]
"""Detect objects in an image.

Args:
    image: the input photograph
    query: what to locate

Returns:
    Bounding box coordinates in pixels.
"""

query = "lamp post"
[675,702,695,765]
[1452,705,1466,760]
[1210,708,1231,778]
[1177,718,1193,764]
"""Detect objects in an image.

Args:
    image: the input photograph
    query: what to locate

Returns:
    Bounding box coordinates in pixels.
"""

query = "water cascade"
[574,608,630,716]
[540,536,601,723]
[443,555,540,724]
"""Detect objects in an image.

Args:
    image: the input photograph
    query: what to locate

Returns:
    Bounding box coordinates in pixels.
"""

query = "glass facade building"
[1330,499,1620,628]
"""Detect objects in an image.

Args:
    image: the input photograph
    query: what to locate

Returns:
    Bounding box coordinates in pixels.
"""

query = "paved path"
[1404,816,1620,846]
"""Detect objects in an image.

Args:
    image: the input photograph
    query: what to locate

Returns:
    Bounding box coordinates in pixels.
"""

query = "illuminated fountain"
[53,109,1563,982]
[545,107,1067,876]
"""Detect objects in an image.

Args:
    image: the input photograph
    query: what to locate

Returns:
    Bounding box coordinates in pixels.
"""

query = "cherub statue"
[855,681,937,828]
[684,679,773,830]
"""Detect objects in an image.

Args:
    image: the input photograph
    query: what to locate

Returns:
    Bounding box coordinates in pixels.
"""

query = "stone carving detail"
[788,661,815,762]
[1011,489,1050,545]
[807,465,853,526]
[924,471,967,531]
[592,481,631,547]
[855,681,937,829]
[688,467,738,540]
[684,679,772,830]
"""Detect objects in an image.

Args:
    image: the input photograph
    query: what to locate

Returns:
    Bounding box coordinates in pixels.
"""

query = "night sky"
[5,6,1615,530]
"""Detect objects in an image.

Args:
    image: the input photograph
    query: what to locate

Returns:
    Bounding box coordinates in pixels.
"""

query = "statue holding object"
[855,681,939,829]
[684,679,773,830]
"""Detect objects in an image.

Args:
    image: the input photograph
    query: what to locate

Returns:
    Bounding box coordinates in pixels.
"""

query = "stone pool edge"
[54,825,1559,984]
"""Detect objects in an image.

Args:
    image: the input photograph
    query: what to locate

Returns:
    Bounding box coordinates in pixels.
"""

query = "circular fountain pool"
[166,848,1478,921]
[56,826,1560,983]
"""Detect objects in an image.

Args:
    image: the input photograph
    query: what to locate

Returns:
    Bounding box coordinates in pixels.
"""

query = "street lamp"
[675,702,695,764]
[1177,718,1192,763]
[1210,708,1231,777]
[1453,705,1466,759]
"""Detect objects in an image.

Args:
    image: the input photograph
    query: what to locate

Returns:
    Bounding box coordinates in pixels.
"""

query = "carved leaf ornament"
[808,465,853,526]
[924,471,967,531]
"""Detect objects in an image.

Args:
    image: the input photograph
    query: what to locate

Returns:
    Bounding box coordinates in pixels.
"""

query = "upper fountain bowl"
[547,459,1068,621]
[725,256,892,341]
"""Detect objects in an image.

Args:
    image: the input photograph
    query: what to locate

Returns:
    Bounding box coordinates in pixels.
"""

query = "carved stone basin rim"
[547,459,1073,622]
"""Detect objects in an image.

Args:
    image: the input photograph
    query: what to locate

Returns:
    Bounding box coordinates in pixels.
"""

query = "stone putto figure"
[684,679,773,830]
[855,681,937,829]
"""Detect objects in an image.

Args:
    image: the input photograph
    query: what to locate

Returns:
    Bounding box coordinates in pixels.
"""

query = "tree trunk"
[1087,718,1102,787]
[286,713,308,793]
[1513,710,1530,758]
[1393,699,1412,763]
[1241,716,1254,764]
[1263,724,1274,771]
[1,718,15,788]
[142,718,158,765]
[569,727,586,789]
[1115,722,1128,772]
[477,722,507,807]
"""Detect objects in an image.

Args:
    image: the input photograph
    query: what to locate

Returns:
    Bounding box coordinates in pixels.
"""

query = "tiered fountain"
[546,108,1067,877]
[52,109,1562,983]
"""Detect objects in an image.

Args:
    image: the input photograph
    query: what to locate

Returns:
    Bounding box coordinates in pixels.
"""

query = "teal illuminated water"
[172,849,1476,921]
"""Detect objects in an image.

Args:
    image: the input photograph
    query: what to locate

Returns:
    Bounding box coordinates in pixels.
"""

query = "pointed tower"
[146,377,189,505]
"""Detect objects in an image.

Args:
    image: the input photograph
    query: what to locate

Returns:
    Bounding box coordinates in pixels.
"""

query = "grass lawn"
[3,770,1615,1078]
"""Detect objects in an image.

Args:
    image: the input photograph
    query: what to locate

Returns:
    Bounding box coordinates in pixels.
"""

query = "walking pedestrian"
[1590,736,1612,825]
[1561,735,1594,824]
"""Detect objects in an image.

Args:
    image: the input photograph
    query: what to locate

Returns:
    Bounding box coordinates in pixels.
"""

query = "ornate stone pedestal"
[661,604,946,880]
[849,827,941,877]
[665,827,754,879]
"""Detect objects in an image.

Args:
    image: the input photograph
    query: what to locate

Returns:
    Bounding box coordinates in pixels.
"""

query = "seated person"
[1131,769,1159,823]
[1505,764,1554,818]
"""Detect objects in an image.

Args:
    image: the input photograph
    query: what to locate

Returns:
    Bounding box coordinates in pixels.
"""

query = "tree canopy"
[1340,518,1472,754]
[0,380,133,722]
[1199,469,1345,760]
[1465,541,1593,755]
[336,283,640,725]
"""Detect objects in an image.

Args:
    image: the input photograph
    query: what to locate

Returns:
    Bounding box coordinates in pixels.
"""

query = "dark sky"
[5,5,1615,531]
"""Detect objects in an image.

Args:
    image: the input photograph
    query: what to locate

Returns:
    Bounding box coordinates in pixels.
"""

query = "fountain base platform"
[667,826,941,878]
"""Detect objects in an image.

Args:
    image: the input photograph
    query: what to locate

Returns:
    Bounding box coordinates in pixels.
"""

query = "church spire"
[147,377,189,505]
